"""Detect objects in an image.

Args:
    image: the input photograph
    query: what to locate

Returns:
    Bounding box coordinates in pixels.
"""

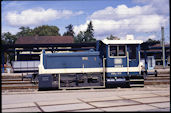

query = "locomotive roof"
[102,39,143,45]
[44,51,100,56]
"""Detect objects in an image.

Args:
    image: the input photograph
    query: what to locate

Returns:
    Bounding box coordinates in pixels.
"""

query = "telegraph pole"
[161,26,165,68]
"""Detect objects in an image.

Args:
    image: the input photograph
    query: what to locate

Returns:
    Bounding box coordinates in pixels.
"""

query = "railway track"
[1,74,38,90]
[1,70,170,91]
[144,73,170,85]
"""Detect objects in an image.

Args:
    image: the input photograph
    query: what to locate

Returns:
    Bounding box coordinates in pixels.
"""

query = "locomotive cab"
[102,37,144,87]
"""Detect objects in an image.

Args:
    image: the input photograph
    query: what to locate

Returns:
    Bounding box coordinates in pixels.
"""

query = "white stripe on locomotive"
[39,65,141,74]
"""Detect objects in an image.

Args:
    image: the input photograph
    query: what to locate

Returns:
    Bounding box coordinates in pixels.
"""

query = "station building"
[140,43,170,67]
[14,36,74,61]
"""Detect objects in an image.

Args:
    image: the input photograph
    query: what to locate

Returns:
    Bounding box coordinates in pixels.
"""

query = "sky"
[1,0,170,43]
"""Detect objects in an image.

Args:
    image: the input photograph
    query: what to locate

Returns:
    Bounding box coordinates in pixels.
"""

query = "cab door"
[127,44,139,67]
[106,44,127,77]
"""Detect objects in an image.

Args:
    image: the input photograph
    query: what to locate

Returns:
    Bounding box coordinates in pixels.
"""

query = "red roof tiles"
[15,36,74,44]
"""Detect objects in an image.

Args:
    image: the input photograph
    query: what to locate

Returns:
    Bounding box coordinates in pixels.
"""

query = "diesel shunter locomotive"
[38,37,144,90]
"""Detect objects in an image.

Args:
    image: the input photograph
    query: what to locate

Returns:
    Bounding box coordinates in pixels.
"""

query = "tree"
[32,25,60,36]
[16,26,33,37]
[84,21,96,42]
[1,32,17,65]
[16,25,61,37]
[1,32,17,44]
[63,24,75,37]
[74,21,96,43]
[74,31,84,43]
[106,35,120,40]
[144,38,160,46]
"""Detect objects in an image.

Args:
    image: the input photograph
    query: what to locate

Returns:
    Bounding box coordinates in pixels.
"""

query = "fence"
[12,61,40,73]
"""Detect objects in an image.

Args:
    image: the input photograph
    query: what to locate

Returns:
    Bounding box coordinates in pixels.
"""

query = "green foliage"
[16,26,33,37]
[74,21,96,43]
[144,38,160,46]
[1,32,17,65]
[84,21,96,42]
[32,25,60,36]
[63,24,75,37]
[15,25,61,37]
[106,35,120,40]
[1,32,17,44]
[6,52,15,65]
[2,25,61,44]
[74,31,84,43]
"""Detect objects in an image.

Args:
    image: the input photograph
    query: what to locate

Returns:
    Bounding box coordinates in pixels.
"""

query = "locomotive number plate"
[114,59,122,64]
[82,57,88,60]
[42,77,49,81]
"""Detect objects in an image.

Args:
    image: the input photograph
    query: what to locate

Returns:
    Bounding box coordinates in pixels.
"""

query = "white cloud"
[74,14,167,40]
[133,0,169,14]
[136,34,157,41]
[5,8,84,27]
[90,5,156,20]
[74,21,89,34]
[74,2,169,40]
[75,11,84,15]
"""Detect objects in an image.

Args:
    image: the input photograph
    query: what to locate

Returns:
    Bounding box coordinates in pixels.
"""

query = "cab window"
[118,46,125,56]
[110,45,126,57]
[110,46,117,56]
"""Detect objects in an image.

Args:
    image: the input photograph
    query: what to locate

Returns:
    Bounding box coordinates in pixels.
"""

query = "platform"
[2,85,170,112]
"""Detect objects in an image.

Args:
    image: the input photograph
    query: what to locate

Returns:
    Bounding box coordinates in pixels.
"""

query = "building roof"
[15,36,74,44]
[143,43,170,53]
[102,39,143,45]
[151,44,170,47]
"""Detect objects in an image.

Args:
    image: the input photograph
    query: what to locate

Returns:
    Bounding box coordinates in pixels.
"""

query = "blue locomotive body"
[43,51,102,69]
[38,38,144,90]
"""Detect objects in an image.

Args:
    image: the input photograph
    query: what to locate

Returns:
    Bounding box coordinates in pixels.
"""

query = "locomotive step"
[129,79,144,81]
